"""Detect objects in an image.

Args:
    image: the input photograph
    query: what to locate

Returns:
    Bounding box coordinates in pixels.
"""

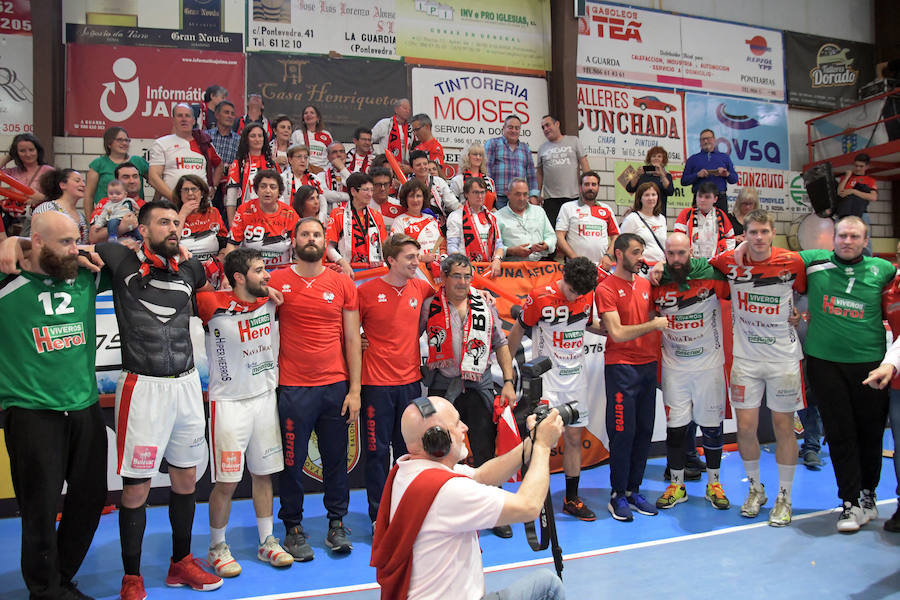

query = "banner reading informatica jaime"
[578,1,785,102]
[396,0,550,71]
[685,93,789,172]
[784,31,875,111]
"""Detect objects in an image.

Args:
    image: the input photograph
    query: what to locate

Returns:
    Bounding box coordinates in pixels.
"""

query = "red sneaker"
[165,554,223,591]
[120,574,147,600]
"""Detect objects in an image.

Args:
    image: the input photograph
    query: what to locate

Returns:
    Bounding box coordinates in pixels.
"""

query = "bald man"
[0,212,110,599]
[651,233,732,511]
[371,396,566,600]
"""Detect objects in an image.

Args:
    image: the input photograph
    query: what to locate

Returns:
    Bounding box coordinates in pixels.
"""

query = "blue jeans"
[890,389,900,496]
[799,405,822,453]
[484,569,565,599]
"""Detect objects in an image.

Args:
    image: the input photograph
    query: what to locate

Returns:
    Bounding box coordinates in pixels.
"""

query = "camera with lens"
[532,401,579,428]
[513,356,579,434]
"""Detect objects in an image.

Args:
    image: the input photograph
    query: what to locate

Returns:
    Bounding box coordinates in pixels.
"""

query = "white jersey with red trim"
[197,292,278,401]
[518,280,593,393]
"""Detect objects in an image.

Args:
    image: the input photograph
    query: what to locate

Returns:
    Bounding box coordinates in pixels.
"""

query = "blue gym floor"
[1,437,898,600]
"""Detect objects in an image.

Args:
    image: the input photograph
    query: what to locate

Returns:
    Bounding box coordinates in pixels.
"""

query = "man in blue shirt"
[681,129,738,212]
[484,115,539,210]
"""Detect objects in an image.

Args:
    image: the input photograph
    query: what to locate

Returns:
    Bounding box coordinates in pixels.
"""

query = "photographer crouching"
[370,396,566,600]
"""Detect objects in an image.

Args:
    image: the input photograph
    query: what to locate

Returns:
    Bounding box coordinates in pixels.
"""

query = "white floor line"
[232,498,898,600]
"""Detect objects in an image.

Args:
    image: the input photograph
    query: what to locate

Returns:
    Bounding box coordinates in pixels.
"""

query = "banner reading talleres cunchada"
[411,67,548,149]
[578,1,785,101]
[247,53,407,143]
[684,92,790,172]
[247,0,397,59]
[784,31,875,111]
[577,80,686,163]
[64,44,245,139]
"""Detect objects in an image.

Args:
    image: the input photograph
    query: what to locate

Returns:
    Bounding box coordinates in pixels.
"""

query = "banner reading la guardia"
[684,92,790,171]
[577,1,785,102]
[411,67,548,148]
[577,80,686,163]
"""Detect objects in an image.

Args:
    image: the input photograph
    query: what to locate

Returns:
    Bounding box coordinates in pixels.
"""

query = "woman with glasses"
[727,187,760,244]
[84,127,149,219]
[390,179,443,265]
[446,177,504,277]
[173,174,228,287]
[449,142,497,210]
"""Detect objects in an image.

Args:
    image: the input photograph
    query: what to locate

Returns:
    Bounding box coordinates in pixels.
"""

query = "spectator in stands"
[32,169,89,243]
[270,115,293,170]
[410,114,446,177]
[225,170,298,270]
[485,115,539,209]
[289,105,333,171]
[446,176,504,275]
[409,149,458,224]
[316,142,353,211]
[172,174,227,287]
[674,181,735,258]
[347,127,374,174]
[206,100,240,221]
[496,178,555,261]
[556,171,618,269]
[0,133,53,231]
[195,84,228,131]
[537,114,590,228]
[93,179,142,243]
[148,103,223,202]
[326,172,387,275]
[372,98,413,163]
[236,93,273,139]
[449,142,497,210]
[619,182,667,264]
[426,160,441,177]
[88,162,145,244]
[282,145,325,221]
[85,127,149,219]
[836,153,878,255]
[681,129,738,212]
[727,187,760,243]
[225,123,277,225]
[390,178,442,264]
[625,146,675,216]
[369,166,404,229]
[291,185,322,219]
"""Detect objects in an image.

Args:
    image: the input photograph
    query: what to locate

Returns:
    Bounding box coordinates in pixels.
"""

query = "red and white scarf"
[137,243,179,284]
[346,148,371,174]
[340,204,383,265]
[461,202,499,262]
[387,116,411,163]
[426,286,493,382]
[324,166,346,192]
[286,170,323,205]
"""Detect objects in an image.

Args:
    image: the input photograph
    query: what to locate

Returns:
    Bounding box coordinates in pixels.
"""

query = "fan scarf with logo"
[341,204,383,265]
[461,203,500,262]
[426,286,493,381]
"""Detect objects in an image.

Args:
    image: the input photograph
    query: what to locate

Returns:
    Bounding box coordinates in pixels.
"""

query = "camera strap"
[522,496,553,551]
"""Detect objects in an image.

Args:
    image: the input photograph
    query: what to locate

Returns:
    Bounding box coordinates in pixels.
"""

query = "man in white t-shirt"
[556,171,619,270]
[148,103,223,201]
[371,396,565,600]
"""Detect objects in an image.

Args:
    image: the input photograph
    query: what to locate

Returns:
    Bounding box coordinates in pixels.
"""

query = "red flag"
[494,404,521,482]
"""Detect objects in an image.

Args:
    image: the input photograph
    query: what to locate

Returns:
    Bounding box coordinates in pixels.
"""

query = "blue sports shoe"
[627,492,659,516]
[608,493,634,522]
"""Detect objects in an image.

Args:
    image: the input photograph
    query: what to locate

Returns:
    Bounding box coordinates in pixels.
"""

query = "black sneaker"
[491,524,513,538]
[664,465,702,481]
[284,525,314,562]
[563,496,597,521]
[60,581,94,600]
[685,455,707,471]
[326,519,353,554]
[885,500,900,533]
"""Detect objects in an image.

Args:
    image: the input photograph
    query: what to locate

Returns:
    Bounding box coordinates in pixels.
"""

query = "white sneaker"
[860,489,878,522]
[258,535,293,568]
[740,485,768,518]
[837,502,864,533]
[768,491,792,527]
[208,541,242,578]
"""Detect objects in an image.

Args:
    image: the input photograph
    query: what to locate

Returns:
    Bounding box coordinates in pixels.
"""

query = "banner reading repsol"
[247,53,408,142]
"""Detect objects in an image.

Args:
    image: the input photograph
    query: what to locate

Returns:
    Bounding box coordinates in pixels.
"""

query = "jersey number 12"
[37,291,74,315]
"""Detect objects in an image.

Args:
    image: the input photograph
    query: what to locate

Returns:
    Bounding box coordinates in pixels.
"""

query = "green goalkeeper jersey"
[800,249,894,363]
[0,268,108,411]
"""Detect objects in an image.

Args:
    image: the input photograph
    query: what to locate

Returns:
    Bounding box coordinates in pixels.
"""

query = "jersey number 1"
[37,291,74,315]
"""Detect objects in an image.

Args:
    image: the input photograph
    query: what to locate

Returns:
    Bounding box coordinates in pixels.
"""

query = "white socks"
[257,515,274,545]
[743,459,763,491]
[707,468,720,485]
[210,526,226,547]
[776,463,795,500]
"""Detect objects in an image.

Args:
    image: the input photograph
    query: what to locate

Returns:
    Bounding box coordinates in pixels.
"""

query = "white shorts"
[729,357,805,414]
[209,390,284,483]
[543,387,589,428]
[115,369,207,478]
[661,365,727,428]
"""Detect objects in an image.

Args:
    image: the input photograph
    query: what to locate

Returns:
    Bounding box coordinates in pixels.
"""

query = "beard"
[296,242,325,263]
[669,260,690,284]
[456,441,469,463]
[246,281,270,298]
[149,236,179,258]
[582,188,597,202]
[39,247,79,280]
[621,255,644,275]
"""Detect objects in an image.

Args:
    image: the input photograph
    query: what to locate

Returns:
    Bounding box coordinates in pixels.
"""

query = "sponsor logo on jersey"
[667,313,704,330]
[33,322,86,354]
[552,330,584,349]
[323,291,335,303]
[131,445,158,470]
[675,347,704,357]
[238,313,271,342]
[250,360,275,376]
[409,297,418,309]
[748,334,776,345]
[559,366,583,377]
[822,295,865,319]
[214,331,230,382]
[736,291,780,314]
[576,223,606,237]
[377,293,387,303]
[221,450,242,473]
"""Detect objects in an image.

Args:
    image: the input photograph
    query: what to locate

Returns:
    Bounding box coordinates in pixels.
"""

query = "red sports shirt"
[595,273,658,365]
[359,277,434,386]
[229,199,299,269]
[268,266,358,386]
[415,138,446,169]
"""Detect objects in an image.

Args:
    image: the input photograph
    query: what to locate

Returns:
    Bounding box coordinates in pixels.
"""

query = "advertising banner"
[411,67,548,149]
[0,34,33,135]
[784,31,876,111]
[247,53,407,143]
[181,0,223,35]
[577,1,785,101]
[396,0,550,71]
[684,92,790,171]
[65,44,245,139]
[0,0,31,35]
[65,23,242,52]
[247,0,397,60]
[577,80,686,163]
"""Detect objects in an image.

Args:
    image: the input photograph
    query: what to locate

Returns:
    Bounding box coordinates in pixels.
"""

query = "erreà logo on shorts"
[33,322,85,354]
[736,291,780,314]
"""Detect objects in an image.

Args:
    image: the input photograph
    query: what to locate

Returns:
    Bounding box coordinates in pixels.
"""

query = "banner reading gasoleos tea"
[396,0,550,71]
